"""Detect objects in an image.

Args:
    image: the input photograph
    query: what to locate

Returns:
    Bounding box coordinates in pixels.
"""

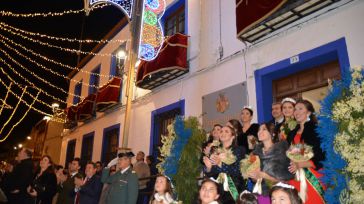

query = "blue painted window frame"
[254,38,350,123]
[65,139,76,167]
[81,131,94,166]
[73,80,82,105]
[149,100,185,157]
[161,0,188,35]
[101,123,120,164]
[89,65,101,95]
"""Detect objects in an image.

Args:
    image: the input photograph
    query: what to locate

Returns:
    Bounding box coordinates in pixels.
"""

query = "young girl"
[198,179,221,204]
[150,175,175,204]
[270,183,302,204]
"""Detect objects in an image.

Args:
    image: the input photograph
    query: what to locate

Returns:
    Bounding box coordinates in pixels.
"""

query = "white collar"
[276,116,284,123]
[154,192,174,204]
[120,166,130,174]
[70,171,78,177]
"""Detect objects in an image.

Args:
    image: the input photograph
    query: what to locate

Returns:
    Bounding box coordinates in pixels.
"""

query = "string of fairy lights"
[0,86,27,135]
[0,24,116,57]
[0,83,13,115]
[0,89,40,143]
[0,21,124,44]
[0,0,167,143]
[0,4,108,18]
[0,38,105,89]
[0,34,115,78]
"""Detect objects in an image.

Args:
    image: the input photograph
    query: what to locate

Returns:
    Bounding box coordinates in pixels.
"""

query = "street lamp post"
[121,0,144,148]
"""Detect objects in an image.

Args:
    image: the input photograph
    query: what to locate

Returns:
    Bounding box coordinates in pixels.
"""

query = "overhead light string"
[0,39,108,89]
[0,4,109,18]
[0,89,41,142]
[0,34,116,78]
[0,67,53,110]
[0,82,13,115]
[0,73,55,118]
[0,21,124,44]
[0,86,27,135]
[0,24,116,57]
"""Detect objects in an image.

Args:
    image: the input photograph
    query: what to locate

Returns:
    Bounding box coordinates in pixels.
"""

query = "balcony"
[236,0,342,43]
[136,33,189,90]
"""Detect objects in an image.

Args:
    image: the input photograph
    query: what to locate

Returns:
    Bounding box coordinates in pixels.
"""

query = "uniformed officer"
[101,150,139,204]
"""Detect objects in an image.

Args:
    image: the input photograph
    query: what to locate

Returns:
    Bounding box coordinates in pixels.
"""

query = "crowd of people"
[0,97,326,204]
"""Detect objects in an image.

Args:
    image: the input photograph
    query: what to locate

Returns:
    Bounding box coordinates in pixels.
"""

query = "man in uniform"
[101,149,138,204]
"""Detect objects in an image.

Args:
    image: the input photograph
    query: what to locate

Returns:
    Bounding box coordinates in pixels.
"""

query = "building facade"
[60,0,363,166]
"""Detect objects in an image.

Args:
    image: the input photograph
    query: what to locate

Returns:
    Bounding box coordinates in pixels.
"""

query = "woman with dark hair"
[234,107,259,153]
[287,99,325,204]
[279,98,297,141]
[203,126,246,203]
[270,183,302,204]
[249,123,294,202]
[27,155,57,204]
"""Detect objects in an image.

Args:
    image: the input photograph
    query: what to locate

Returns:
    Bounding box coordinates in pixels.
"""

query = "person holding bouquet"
[247,123,294,203]
[279,98,297,141]
[203,126,246,203]
[287,99,325,204]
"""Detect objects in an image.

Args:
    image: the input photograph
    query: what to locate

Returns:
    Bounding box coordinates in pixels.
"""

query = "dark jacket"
[78,175,102,204]
[56,173,76,204]
[237,123,259,154]
[31,170,57,204]
[287,120,326,170]
[7,158,34,204]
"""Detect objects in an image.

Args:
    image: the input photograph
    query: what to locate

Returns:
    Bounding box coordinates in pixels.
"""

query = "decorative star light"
[87,0,166,61]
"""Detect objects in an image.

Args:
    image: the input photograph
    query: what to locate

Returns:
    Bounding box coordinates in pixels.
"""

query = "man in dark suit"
[75,162,102,204]
[270,102,284,131]
[7,148,34,204]
[56,158,81,204]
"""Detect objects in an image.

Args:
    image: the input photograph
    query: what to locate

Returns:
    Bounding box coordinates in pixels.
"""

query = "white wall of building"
[60,0,364,165]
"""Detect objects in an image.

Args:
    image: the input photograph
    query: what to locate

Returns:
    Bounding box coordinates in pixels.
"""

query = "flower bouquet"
[217,147,236,165]
[286,143,314,202]
[279,118,297,141]
[240,154,260,179]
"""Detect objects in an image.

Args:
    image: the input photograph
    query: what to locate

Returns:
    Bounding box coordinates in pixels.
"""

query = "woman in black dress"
[236,106,259,153]
[27,155,57,204]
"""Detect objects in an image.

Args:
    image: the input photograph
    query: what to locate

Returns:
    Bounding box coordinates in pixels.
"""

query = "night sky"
[0,0,126,154]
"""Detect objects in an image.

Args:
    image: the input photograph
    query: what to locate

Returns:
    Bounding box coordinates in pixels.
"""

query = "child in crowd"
[270,182,302,204]
[236,191,258,204]
[197,178,221,204]
[149,175,175,204]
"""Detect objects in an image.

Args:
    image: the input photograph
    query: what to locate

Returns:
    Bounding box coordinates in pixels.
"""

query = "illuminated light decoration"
[0,76,56,118]
[0,34,113,78]
[143,10,158,25]
[0,4,108,18]
[0,52,83,101]
[0,39,103,90]
[0,24,115,57]
[0,89,41,143]
[88,0,133,18]
[87,0,165,61]
[0,83,13,115]
[0,21,124,44]
[0,86,27,135]
[0,67,54,110]
[139,0,166,61]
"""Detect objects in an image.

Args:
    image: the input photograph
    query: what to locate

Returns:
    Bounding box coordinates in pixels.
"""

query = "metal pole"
[121,0,144,148]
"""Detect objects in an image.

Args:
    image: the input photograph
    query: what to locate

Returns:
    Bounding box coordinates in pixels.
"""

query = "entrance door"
[272,61,340,112]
